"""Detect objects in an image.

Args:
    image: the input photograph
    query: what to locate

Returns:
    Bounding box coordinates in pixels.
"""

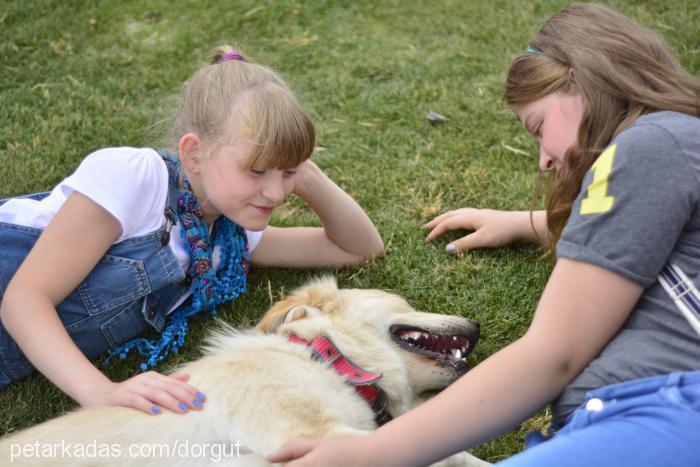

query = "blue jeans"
[496,370,700,467]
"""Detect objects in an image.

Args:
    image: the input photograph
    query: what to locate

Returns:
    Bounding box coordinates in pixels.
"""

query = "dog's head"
[255,276,479,416]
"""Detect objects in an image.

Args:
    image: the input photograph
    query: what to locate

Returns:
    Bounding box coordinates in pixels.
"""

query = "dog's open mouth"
[389,324,473,367]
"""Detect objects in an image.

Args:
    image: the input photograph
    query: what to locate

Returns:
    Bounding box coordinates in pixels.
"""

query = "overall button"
[585,397,604,412]
[147,306,157,319]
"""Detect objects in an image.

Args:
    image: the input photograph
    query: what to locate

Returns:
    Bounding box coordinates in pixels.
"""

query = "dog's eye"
[284,306,308,323]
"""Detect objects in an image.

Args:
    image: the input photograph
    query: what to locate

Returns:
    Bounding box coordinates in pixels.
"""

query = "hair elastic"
[527,46,545,56]
[223,51,245,62]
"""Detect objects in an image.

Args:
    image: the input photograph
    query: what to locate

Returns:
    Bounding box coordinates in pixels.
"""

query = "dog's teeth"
[461,346,467,353]
[450,349,459,359]
[420,332,430,339]
[453,336,458,341]
[411,331,422,340]
[455,349,462,359]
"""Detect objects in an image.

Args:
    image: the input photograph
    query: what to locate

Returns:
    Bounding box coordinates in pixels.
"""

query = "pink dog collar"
[288,334,391,424]
[288,334,382,384]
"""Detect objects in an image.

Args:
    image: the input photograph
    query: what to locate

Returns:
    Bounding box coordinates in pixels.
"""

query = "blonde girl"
[0,46,383,417]
[271,3,700,466]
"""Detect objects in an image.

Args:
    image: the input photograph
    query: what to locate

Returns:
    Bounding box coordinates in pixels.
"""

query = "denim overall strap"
[157,149,182,218]
[134,151,189,333]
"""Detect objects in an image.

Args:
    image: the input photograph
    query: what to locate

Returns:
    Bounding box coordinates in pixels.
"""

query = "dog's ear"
[256,276,340,333]
[256,300,314,333]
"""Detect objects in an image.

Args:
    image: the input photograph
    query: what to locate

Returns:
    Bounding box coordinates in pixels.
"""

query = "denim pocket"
[100,298,153,351]
[77,254,151,316]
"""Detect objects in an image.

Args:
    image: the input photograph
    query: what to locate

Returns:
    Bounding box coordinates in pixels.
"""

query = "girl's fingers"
[130,380,189,414]
[426,216,478,241]
[168,372,206,401]
[169,372,190,382]
[113,391,163,416]
[423,208,481,229]
[119,372,206,414]
[422,209,460,228]
[425,222,450,241]
[147,374,206,411]
[450,231,486,252]
[164,373,205,404]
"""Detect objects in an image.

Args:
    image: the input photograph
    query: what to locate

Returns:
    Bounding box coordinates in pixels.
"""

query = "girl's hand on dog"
[82,371,206,415]
[423,208,546,253]
[269,435,385,467]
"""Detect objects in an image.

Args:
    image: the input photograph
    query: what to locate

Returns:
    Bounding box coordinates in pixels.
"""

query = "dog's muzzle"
[390,323,479,370]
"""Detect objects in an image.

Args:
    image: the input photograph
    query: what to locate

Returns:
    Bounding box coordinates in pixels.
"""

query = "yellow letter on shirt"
[581,144,616,215]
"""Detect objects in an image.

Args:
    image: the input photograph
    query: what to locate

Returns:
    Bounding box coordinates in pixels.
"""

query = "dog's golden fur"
[0,277,487,466]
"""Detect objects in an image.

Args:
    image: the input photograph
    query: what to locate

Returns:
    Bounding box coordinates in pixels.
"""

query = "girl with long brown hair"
[271,3,700,466]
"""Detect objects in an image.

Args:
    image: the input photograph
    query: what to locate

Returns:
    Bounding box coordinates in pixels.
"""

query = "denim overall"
[0,152,188,387]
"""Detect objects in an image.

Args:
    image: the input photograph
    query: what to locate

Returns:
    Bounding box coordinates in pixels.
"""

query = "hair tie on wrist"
[223,51,245,62]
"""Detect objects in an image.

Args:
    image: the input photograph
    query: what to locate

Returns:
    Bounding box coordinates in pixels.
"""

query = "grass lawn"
[1,0,699,462]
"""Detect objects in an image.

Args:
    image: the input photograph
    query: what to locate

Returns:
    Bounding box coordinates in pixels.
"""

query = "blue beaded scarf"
[105,179,249,370]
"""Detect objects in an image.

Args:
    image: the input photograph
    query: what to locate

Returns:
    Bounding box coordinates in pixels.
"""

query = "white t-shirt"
[0,146,263,281]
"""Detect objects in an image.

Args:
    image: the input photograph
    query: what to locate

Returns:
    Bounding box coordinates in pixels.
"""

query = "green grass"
[1,0,699,462]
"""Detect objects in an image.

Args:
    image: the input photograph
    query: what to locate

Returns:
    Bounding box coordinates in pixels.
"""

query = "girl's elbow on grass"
[368,236,385,260]
[347,247,384,268]
[338,230,384,266]
[340,240,385,268]
[359,235,386,264]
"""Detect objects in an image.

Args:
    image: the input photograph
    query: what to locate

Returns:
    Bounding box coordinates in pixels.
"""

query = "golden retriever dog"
[0,277,487,466]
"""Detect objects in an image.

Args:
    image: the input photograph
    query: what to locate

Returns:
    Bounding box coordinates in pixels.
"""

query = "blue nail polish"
[196,392,206,400]
[193,399,202,407]
[151,405,161,414]
[178,402,188,411]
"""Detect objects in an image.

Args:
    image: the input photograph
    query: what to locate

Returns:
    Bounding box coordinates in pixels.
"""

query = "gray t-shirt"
[552,111,700,427]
